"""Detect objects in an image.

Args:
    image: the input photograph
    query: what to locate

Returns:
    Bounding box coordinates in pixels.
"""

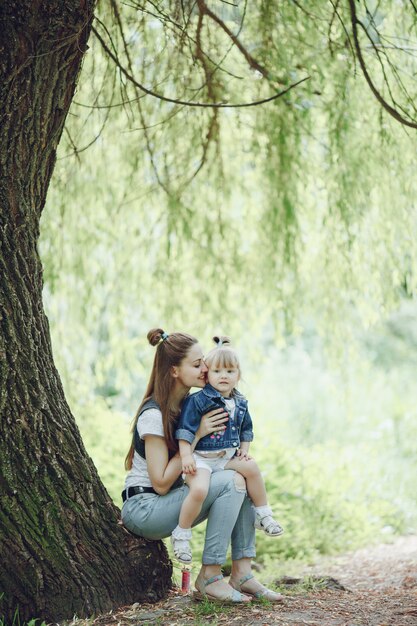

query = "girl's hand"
[197,408,229,439]
[182,453,197,475]
[236,449,252,461]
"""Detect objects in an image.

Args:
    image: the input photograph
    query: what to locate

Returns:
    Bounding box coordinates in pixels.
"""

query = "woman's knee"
[208,468,246,496]
[233,472,247,492]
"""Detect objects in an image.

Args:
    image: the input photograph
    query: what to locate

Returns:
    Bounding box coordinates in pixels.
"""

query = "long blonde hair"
[124,328,198,470]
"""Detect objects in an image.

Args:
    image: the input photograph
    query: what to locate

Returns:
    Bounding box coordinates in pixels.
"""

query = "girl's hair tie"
[161,331,169,341]
[213,335,231,348]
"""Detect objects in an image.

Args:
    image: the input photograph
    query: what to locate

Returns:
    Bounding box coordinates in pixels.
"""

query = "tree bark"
[0,2,171,622]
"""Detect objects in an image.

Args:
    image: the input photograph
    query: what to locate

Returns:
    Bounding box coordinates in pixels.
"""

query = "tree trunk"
[0,2,171,622]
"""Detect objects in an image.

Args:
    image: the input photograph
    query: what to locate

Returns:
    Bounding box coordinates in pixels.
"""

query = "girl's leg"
[225,457,284,537]
[179,469,211,528]
[171,470,211,564]
[224,457,267,506]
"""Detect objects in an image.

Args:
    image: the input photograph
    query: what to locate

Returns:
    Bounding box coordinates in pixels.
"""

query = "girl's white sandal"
[255,509,284,536]
[170,527,192,564]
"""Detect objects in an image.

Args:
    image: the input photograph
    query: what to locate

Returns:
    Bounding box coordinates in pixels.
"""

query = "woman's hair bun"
[147,328,165,346]
[213,335,231,346]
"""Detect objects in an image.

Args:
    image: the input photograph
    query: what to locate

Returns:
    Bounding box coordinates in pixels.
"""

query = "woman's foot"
[229,573,285,602]
[254,507,284,537]
[170,526,192,564]
[193,571,251,603]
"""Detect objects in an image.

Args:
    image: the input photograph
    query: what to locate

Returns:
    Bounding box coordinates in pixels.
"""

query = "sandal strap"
[230,588,247,601]
[238,573,254,586]
[256,506,273,518]
[264,518,281,529]
[258,515,283,533]
[204,574,224,587]
[172,527,192,539]
[252,584,269,597]
[254,585,284,600]
[231,575,284,601]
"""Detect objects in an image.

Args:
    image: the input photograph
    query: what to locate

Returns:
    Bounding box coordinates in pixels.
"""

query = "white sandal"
[170,527,192,563]
[255,508,284,537]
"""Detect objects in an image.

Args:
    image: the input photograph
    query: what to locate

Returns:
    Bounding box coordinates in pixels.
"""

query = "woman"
[121,328,284,603]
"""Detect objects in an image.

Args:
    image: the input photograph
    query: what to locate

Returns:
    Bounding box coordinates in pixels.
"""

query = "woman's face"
[173,342,208,389]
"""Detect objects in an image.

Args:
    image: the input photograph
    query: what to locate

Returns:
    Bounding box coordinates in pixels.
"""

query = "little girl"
[171,336,283,563]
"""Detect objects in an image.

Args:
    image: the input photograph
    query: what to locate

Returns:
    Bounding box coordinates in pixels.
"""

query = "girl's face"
[173,343,208,389]
[207,365,240,397]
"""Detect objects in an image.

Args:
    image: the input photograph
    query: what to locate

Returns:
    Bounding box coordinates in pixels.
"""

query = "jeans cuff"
[202,553,226,565]
[231,548,256,561]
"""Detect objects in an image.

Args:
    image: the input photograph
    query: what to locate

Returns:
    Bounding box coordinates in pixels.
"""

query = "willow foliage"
[40,1,417,404]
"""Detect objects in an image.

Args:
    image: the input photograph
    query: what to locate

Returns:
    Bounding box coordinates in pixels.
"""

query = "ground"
[71,535,417,625]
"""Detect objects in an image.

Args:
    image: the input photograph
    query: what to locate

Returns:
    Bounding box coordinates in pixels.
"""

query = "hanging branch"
[195,5,217,101]
[108,0,173,196]
[131,0,244,80]
[327,0,356,62]
[348,0,417,129]
[92,22,309,108]
[93,1,310,111]
[195,0,269,78]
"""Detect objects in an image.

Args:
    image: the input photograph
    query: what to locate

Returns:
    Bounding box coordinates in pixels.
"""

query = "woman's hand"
[196,408,229,440]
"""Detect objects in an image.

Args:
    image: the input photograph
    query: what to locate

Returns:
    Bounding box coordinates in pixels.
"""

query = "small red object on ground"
[181,567,191,594]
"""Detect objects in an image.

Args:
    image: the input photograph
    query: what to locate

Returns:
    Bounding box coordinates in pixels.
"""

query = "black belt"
[122,485,157,501]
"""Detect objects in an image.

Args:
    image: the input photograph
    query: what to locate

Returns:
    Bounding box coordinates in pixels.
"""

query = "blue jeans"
[121,470,256,564]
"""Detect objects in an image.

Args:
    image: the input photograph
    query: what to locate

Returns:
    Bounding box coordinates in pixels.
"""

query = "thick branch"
[348,0,417,129]
[92,23,309,108]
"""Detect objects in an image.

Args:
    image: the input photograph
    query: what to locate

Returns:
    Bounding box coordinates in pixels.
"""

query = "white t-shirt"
[124,408,164,489]
[224,397,236,421]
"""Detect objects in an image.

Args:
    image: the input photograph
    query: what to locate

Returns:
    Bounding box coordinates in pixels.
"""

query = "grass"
[274,575,334,595]
[193,598,233,617]
[0,615,46,626]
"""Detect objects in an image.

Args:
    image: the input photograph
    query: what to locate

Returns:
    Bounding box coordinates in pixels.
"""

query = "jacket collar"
[202,383,224,399]
[202,383,242,401]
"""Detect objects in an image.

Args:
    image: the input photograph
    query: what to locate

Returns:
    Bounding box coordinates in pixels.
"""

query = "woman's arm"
[144,435,182,495]
[145,408,229,494]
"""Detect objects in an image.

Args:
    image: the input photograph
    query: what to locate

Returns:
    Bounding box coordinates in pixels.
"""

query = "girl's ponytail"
[213,335,231,347]
[205,334,240,374]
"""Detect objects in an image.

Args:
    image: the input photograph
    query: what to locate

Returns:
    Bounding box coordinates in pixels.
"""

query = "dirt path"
[86,536,417,626]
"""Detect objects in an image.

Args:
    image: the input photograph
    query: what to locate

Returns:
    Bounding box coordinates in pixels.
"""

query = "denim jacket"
[175,383,254,451]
